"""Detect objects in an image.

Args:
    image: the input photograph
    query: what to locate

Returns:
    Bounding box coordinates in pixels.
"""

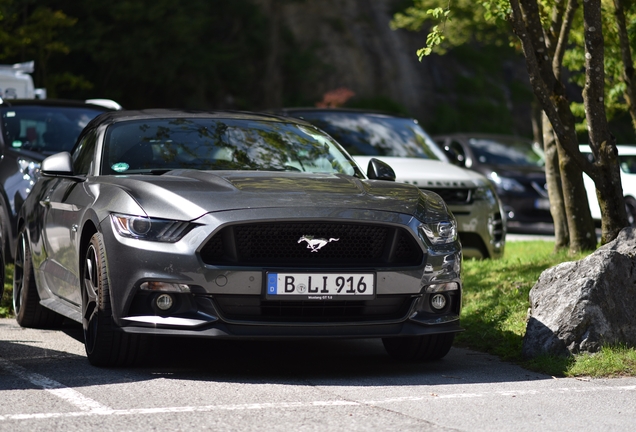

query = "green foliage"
[47,0,271,108]
[0,264,13,318]
[561,0,636,127]
[0,1,80,92]
[1,0,321,110]
[391,1,533,135]
[391,0,513,58]
[394,0,636,137]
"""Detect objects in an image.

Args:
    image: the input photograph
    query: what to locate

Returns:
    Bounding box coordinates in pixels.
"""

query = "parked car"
[580,144,636,226]
[14,109,463,366]
[0,98,120,260]
[277,108,505,259]
[432,133,551,231]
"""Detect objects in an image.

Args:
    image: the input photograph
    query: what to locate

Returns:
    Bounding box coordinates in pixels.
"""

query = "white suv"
[278,108,506,259]
[580,145,636,225]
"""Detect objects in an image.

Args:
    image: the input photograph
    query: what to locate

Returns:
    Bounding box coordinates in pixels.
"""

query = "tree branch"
[509,0,594,175]
[552,0,579,79]
[613,0,636,130]
[582,0,613,155]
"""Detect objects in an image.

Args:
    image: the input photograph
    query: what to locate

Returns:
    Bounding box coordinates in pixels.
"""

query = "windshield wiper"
[128,169,173,175]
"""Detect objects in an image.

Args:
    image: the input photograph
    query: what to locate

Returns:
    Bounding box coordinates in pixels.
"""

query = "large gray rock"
[522,227,636,358]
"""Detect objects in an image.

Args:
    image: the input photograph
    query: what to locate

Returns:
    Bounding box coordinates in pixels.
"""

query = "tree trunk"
[510,0,597,252]
[582,0,628,242]
[542,112,569,250]
[556,141,597,252]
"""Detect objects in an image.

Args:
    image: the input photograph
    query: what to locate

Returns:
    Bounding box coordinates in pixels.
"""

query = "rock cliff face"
[274,0,430,115]
[255,0,533,135]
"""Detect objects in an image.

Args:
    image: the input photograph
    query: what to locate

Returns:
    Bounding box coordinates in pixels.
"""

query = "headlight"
[473,185,497,203]
[419,219,457,245]
[487,172,526,193]
[111,213,194,242]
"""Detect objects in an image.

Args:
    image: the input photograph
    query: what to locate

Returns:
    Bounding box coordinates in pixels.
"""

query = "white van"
[0,61,39,99]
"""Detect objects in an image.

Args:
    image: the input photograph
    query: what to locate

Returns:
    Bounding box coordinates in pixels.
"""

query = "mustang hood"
[98,171,432,222]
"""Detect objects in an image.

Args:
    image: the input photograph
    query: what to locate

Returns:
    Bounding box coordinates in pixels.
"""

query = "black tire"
[13,230,64,328]
[82,232,147,367]
[382,333,455,361]
[625,196,636,227]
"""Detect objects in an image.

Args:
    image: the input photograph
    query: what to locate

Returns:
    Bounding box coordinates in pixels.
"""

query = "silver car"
[14,110,462,366]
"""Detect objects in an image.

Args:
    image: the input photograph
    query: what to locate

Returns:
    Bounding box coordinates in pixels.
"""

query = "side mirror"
[442,145,466,167]
[41,152,74,177]
[367,158,396,181]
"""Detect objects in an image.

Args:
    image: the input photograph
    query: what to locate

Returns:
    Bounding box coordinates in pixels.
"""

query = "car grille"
[422,187,473,205]
[212,295,414,323]
[199,222,423,267]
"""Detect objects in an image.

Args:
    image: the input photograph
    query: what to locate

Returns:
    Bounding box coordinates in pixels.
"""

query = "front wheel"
[382,333,455,361]
[13,230,63,328]
[82,232,147,366]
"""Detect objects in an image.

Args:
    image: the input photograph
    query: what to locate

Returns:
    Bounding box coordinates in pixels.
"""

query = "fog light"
[141,281,190,292]
[424,282,458,293]
[430,293,447,310]
[156,294,174,311]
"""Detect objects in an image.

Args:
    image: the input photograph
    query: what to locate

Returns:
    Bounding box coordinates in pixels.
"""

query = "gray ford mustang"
[14,109,463,366]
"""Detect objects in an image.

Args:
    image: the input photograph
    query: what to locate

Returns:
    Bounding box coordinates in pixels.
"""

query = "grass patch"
[457,241,585,361]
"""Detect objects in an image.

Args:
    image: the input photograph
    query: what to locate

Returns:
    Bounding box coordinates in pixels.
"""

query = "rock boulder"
[522,227,636,358]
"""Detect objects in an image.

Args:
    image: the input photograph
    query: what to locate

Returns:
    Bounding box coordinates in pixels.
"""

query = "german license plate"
[266,272,375,300]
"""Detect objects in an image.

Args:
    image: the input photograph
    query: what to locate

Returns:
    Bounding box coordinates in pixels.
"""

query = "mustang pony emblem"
[298,235,339,252]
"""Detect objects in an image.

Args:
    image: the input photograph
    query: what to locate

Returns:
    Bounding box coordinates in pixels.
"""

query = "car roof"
[88,108,311,126]
[580,144,636,155]
[277,107,413,120]
[433,132,534,143]
[0,98,115,110]
[79,109,318,139]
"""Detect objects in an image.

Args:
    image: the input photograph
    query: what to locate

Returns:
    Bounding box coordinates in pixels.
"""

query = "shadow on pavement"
[0,319,549,390]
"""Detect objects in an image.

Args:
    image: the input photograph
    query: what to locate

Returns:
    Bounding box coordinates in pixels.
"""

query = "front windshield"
[1,105,107,154]
[468,137,544,167]
[294,111,448,160]
[101,117,360,176]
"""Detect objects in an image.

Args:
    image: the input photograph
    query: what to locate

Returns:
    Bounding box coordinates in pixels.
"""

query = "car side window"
[620,155,636,174]
[73,130,98,174]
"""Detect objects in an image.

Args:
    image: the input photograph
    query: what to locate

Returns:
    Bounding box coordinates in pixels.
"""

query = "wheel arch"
[79,221,98,272]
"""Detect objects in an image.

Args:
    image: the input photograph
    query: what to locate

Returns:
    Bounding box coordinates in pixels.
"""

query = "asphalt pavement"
[1,318,636,431]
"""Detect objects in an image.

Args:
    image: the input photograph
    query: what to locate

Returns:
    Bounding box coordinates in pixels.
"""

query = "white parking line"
[0,357,112,413]
[1,355,636,422]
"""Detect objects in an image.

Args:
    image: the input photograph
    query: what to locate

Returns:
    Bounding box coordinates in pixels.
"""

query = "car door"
[41,130,98,305]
